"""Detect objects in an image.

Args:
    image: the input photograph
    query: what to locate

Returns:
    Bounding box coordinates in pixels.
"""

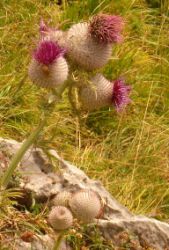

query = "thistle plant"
[0,13,131,189]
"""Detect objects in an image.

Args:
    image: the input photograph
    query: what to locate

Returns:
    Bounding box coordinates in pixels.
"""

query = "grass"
[0,0,169,248]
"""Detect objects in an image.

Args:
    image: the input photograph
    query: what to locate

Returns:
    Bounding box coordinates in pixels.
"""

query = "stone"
[14,234,70,250]
[15,234,54,250]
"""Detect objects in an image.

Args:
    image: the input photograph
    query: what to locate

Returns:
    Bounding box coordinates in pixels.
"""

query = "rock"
[15,234,54,250]
[14,234,70,250]
[97,217,169,249]
[1,137,169,249]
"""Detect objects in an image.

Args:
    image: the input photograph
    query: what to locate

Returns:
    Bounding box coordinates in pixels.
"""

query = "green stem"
[1,118,46,189]
[53,232,65,250]
[1,81,69,189]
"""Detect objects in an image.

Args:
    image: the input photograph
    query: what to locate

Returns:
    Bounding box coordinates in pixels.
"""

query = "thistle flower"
[48,206,73,231]
[51,191,71,207]
[89,14,124,44]
[79,74,131,111]
[69,190,102,223]
[66,22,112,71]
[34,40,65,65]
[112,78,131,111]
[28,40,68,88]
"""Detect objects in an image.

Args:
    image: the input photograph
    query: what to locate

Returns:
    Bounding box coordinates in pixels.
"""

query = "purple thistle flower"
[112,79,131,111]
[33,40,65,65]
[89,14,124,44]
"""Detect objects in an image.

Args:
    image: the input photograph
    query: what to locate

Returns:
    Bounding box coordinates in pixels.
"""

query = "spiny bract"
[79,74,131,111]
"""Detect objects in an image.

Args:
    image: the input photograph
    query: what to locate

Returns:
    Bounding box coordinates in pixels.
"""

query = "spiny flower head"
[89,14,124,44]
[66,22,112,71]
[112,78,131,111]
[69,190,102,223]
[29,40,68,88]
[48,206,73,231]
[79,74,113,111]
[33,40,65,65]
[79,74,131,111]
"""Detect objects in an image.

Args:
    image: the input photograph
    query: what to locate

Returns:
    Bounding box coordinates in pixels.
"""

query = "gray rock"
[97,217,169,249]
[14,234,70,250]
[14,235,54,250]
[1,138,169,249]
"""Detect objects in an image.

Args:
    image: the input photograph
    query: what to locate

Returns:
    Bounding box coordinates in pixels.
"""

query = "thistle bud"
[66,22,112,71]
[48,206,73,231]
[69,190,102,223]
[39,20,66,48]
[79,74,131,111]
[28,40,68,88]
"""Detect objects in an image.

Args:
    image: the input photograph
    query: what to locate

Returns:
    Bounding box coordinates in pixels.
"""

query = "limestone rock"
[15,234,54,250]
[14,234,70,250]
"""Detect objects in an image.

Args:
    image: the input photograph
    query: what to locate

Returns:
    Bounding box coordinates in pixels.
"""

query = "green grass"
[0,0,169,248]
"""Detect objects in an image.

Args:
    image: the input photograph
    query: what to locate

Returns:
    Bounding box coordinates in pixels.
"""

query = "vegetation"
[0,0,169,249]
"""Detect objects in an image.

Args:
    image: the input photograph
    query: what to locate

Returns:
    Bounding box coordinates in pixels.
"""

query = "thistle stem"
[53,232,65,250]
[1,81,69,189]
[1,118,46,189]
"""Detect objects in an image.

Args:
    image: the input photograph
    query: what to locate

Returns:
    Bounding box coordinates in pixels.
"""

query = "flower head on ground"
[69,190,102,223]
[48,206,73,231]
